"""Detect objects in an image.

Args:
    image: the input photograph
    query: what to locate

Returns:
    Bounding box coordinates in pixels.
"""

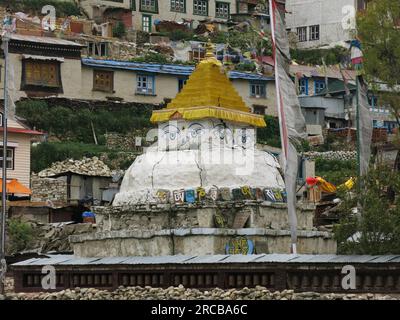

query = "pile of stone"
[7,222,95,255]
[30,174,68,203]
[303,151,357,161]
[38,157,112,178]
[2,285,398,300]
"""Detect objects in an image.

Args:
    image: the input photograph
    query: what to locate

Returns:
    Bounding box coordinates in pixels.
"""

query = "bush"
[290,46,349,65]
[17,100,153,144]
[315,158,357,185]
[235,62,257,72]
[0,0,81,17]
[6,218,36,254]
[257,115,281,148]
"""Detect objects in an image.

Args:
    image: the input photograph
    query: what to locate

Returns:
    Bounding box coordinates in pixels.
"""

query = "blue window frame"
[178,78,188,92]
[136,74,155,95]
[314,79,325,94]
[250,82,266,98]
[299,78,309,95]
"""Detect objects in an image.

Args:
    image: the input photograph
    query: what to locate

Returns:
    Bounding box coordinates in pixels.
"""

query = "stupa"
[70,42,336,257]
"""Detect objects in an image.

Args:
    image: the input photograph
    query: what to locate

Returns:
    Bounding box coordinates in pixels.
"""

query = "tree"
[357,0,400,124]
[334,165,400,254]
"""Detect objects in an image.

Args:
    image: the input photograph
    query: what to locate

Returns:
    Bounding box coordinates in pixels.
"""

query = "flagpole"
[0,31,9,295]
[356,76,361,182]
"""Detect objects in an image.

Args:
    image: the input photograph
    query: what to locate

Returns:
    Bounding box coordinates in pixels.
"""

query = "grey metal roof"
[12,254,400,267]
[9,34,84,47]
[81,58,274,81]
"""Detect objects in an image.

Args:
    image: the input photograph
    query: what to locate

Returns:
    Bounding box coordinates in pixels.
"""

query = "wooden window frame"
[215,1,230,19]
[93,69,114,93]
[309,24,320,41]
[193,0,208,16]
[299,78,309,95]
[170,0,186,13]
[250,82,266,98]
[21,59,63,93]
[136,74,155,95]
[0,147,15,170]
[140,0,159,13]
[314,79,325,94]
[142,14,152,32]
[297,26,307,42]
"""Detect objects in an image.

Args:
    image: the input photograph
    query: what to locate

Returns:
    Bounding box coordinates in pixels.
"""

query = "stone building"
[80,0,237,32]
[285,0,369,49]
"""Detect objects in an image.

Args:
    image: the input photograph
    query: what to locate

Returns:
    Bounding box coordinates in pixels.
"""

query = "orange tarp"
[0,179,32,195]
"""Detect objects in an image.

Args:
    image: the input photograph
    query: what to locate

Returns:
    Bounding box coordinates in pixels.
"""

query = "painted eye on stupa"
[241,129,247,144]
[162,124,180,141]
[188,123,204,138]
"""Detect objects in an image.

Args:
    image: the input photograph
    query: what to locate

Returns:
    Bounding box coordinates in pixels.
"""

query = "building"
[291,64,397,133]
[81,58,277,115]
[285,0,369,49]
[0,34,84,100]
[80,0,237,32]
[0,112,43,189]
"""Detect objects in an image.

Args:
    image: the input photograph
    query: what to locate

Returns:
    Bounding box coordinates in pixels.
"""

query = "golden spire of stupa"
[150,40,266,127]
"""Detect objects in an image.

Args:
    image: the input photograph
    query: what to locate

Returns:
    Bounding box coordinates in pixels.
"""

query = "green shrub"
[290,46,349,66]
[315,158,357,185]
[6,218,36,254]
[235,62,256,72]
[257,115,281,148]
[334,165,400,254]
[0,0,81,17]
[17,100,153,144]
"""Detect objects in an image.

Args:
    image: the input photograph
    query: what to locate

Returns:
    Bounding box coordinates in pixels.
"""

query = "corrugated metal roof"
[12,254,400,266]
[81,58,274,81]
[9,34,84,47]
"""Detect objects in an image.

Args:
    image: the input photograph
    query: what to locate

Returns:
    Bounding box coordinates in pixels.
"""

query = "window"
[253,105,266,115]
[0,113,3,127]
[178,78,188,92]
[87,42,109,57]
[309,25,320,41]
[93,70,114,92]
[171,0,185,12]
[140,0,158,12]
[314,80,325,94]
[193,0,208,16]
[0,148,14,170]
[297,26,307,42]
[368,95,378,107]
[299,78,309,95]
[189,48,205,62]
[131,0,136,10]
[136,74,154,95]
[142,14,151,32]
[23,60,61,88]
[216,2,230,19]
[250,82,266,98]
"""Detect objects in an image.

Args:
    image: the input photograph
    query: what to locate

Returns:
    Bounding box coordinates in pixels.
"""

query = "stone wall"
[71,228,336,257]
[303,151,356,161]
[31,174,68,202]
[70,201,337,256]
[105,132,144,152]
[91,202,316,233]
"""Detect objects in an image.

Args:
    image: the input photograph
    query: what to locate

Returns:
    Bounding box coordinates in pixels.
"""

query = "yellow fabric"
[316,176,337,193]
[151,106,266,127]
[150,53,266,127]
[338,177,355,191]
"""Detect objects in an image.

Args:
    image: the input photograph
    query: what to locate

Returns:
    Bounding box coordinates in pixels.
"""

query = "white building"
[285,0,368,49]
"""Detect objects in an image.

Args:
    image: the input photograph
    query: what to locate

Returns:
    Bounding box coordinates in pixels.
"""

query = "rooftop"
[81,58,274,82]
[7,34,84,47]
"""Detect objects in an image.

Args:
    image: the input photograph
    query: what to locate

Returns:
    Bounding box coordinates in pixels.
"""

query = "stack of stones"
[30,174,68,203]
[2,284,398,300]
[38,157,112,178]
[303,151,357,161]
